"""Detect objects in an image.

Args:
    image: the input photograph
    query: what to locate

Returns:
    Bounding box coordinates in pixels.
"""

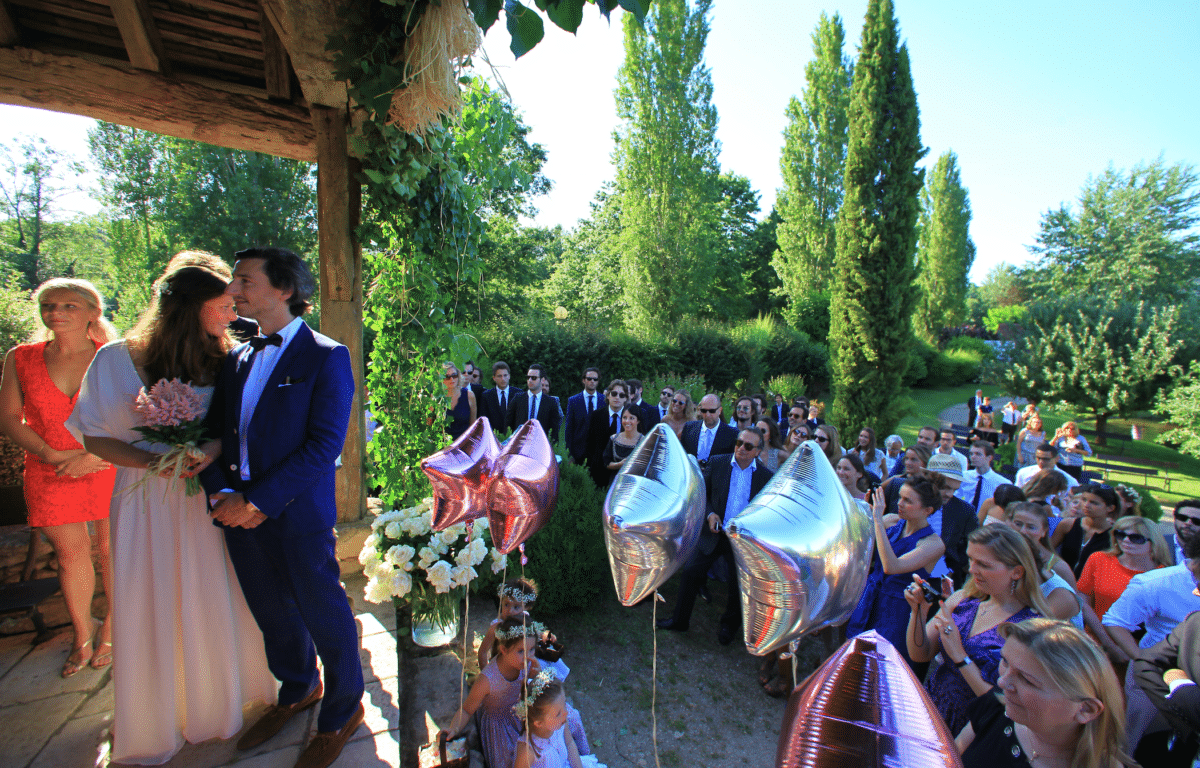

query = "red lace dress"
[14,341,116,526]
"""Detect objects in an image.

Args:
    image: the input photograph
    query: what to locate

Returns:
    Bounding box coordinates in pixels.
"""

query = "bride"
[69,253,276,764]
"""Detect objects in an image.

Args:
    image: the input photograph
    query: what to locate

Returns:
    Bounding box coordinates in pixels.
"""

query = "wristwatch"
[954,657,973,669]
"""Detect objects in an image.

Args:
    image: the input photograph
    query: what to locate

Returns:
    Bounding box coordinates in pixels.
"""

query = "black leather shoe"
[699,585,712,604]
[656,617,687,632]
[717,625,736,646]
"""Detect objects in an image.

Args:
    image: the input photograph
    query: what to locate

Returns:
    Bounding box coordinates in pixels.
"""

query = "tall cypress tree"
[913,150,975,340]
[613,0,721,331]
[773,12,852,309]
[830,0,925,436]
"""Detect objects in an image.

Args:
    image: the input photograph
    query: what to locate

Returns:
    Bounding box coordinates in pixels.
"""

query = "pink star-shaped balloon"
[420,417,500,531]
[487,419,559,554]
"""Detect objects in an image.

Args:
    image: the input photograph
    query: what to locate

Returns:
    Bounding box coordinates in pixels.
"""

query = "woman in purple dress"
[905,525,1052,736]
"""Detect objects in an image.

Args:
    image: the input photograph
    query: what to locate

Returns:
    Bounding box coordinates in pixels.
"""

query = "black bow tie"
[249,333,282,351]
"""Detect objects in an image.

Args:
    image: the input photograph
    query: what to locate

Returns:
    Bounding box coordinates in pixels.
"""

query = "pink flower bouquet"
[131,378,209,496]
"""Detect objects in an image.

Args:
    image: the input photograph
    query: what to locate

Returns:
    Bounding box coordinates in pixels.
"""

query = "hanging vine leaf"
[469,0,503,32]
[505,0,545,57]
[541,0,585,33]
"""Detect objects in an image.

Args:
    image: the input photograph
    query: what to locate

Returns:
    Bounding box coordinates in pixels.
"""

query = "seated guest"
[1076,516,1169,665]
[1051,482,1119,579]
[906,525,1051,737]
[658,428,773,644]
[847,472,946,668]
[755,418,784,472]
[813,423,843,465]
[730,396,759,432]
[776,421,809,465]
[680,394,737,466]
[957,618,1133,768]
[835,453,871,501]
[1105,537,1200,755]
[884,433,906,477]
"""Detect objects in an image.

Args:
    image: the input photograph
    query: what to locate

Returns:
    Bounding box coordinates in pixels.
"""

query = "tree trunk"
[1095,413,1109,446]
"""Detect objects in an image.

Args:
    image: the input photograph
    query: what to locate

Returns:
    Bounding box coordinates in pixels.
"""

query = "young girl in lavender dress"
[476,578,591,755]
[444,617,538,768]
[514,670,606,768]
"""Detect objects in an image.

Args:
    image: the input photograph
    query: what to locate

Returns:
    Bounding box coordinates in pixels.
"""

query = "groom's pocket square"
[278,377,307,387]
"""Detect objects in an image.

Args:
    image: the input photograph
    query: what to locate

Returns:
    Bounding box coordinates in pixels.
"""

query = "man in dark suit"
[771,393,788,430]
[967,389,983,428]
[201,248,364,765]
[625,378,660,430]
[585,379,630,488]
[681,394,737,465]
[462,360,486,404]
[658,427,774,644]
[565,367,601,465]
[480,361,521,436]
[923,453,980,587]
[507,363,562,443]
[657,386,675,422]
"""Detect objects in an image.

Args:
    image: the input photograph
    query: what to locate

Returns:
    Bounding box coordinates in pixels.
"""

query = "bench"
[1084,458,1160,489]
[1095,454,1179,492]
[1078,428,1129,455]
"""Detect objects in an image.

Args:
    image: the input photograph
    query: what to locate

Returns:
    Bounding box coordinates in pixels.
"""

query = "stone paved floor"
[0,573,399,768]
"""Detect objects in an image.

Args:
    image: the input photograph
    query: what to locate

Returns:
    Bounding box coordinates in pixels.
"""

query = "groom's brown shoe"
[294,702,366,768]
[237,682,323,750]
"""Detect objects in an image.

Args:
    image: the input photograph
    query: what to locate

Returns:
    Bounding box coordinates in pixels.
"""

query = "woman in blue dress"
[443,361,477,440]
[846,471,947,667]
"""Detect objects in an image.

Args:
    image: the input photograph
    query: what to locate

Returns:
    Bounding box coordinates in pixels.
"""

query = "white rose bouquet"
[360,497,508,628]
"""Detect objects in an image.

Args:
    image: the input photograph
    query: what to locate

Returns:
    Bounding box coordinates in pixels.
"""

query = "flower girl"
[514,670,606,768]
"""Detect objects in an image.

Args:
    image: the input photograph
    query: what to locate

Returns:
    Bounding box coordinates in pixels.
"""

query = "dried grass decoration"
[388,0,481,134]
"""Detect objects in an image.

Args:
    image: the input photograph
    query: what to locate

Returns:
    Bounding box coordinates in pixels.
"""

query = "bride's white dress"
[68,341,277,765]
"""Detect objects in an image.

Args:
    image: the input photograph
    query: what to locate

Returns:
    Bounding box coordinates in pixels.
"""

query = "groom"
[200,247,364,768]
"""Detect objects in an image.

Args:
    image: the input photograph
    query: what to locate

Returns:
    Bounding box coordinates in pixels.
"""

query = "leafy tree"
[977,262,1029,309]
[773,12,852,307]
[829,0,925,437]
[1159,362,1200,460]
[913,150,974,339]
[703,170,759,319]
[0,137,86,288]
[613,0,721,331]
[538,184,625,325]
[1027,158,1199,303]
[470,0,647,58]
[742,208,784,317]
[1000,300,1182,441]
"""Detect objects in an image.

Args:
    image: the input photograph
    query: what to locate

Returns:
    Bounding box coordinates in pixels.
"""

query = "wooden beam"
[0,46,315,161]
[259,7,291,100]
[313,104,366,524]
[0,1,22,46]
[109,0,169,72]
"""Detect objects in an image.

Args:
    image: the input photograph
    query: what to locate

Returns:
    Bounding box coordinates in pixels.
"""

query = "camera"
[918,579,943,614]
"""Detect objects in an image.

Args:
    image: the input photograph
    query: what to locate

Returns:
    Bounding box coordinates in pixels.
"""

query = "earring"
[1010,579,1018,596]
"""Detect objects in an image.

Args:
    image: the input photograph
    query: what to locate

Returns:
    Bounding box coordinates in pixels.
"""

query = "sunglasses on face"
[584,376,598,382]
[661,390,672,396]
[672,399,688,406]
[698,407,718,414]
[443,372,458,380]
[814,435,829,443]
[734,439,761,451]
[1176,511,1200,526]
[611,392,627,398]
[1113,530,1148,545]
[789,412,804,419]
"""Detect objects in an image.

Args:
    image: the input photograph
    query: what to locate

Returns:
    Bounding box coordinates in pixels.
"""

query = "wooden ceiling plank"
[259,7,290,100]
[109,0,170,73]
[158,28,262,59]
[17,16,125,50]
[0,46,315,161]
[156,0,257,22]
[166,48,259,78]
[0,1,20,45]
[152,8,257,40]
[6,0,113,27]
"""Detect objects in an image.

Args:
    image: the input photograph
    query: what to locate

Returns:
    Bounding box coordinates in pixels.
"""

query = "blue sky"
[3,0,1197,283]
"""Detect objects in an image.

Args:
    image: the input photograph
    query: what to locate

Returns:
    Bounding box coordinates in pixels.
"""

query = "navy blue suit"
[634,400,660,430]
[680,420,738,461]
[507,389,562,443]
[565,391,600,464]
[200,321,364,732]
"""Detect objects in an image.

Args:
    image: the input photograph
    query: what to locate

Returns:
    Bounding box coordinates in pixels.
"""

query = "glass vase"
[411,606,459,648]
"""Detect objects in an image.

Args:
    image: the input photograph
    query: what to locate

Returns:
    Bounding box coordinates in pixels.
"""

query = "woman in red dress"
[0,279,117,676]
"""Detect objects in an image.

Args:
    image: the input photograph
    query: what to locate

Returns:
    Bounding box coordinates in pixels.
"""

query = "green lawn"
[885,385,1200,509]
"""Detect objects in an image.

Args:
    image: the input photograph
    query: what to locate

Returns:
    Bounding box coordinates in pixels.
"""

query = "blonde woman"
[906,525,1052,736]
[958,618,1134,768]
[1052,421,1092,481]
[0,279,117,677]
[1015,413,1046,468]
[660,389,693,438]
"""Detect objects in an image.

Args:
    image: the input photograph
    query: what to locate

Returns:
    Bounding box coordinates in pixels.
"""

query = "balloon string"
[458,582,469,714]
[790,639,799,690]
[652,591,661,768]
[522,556,531,758]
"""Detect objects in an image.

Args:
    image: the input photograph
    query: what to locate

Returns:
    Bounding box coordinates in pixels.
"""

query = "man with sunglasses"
[681,394,737,465]
[1165,500,1200,566]
[658,427,774,644]
[785,405,808,440]
[462,360,485,403]
[658,386,675,420]
[625,378,660,430]
[585,379,631,487]
[506,364,561,443]
[1105,535,1200,754]
[565,367,601,465]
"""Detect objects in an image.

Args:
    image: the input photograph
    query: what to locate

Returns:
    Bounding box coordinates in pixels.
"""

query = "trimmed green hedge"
[471,315,829,397]
[523,460,609,614]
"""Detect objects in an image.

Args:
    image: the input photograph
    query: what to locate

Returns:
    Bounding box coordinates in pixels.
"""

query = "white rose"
[391,570,412,598]
[385,544,415,567]
[427,561,454,593]
[469,538,488,566]
[364,575,392,604]
[358,543,380,567]
[360,532,380,556]
[384,521,402,539]
[433,538,450,556]
[440,528,460,546]
[451,565,477,588]
[365,557,392,580]
[474,517,490,531]
[490,548,508,574]
[417,546,439,569]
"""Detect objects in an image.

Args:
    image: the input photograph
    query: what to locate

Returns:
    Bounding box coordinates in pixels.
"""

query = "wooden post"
[313,104,366,523]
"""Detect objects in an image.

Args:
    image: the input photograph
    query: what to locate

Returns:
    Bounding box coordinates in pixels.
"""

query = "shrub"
[522,460,609,615]
[904,341,936,387]
[984,305,1029,334]
[672,318,748,393]
[943,335,996,362]
[0,276,36,353]
[647,373,707,410]
[764,323,829,395]
[920,348,982,387]
[765,374,808,404]
[784,289,831,344]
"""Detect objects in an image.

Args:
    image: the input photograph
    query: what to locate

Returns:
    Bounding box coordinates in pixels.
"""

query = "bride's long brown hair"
[127,251,233,385]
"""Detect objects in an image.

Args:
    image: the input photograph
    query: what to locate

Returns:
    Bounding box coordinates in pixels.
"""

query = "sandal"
[756,654,776,686]
[62,637,93,678]
[90,639,113,670]
[762,674,792,699]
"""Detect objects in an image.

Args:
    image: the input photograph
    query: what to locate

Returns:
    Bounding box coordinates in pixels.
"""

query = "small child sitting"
[514,670,606,768]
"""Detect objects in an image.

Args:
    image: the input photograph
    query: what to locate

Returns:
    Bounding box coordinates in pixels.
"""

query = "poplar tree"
[913,150,975,339]
[830,0,925,436]
[613,0,720,331]
[773,12,852,311]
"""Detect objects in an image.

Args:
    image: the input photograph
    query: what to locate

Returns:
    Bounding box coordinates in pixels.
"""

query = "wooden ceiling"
[0,0,357,162]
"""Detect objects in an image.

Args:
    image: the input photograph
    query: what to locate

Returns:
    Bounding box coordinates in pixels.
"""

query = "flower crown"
[494,620,546,643]
[513,668,558,719]
[1117,484,1141,504]
[498,583,538,604]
